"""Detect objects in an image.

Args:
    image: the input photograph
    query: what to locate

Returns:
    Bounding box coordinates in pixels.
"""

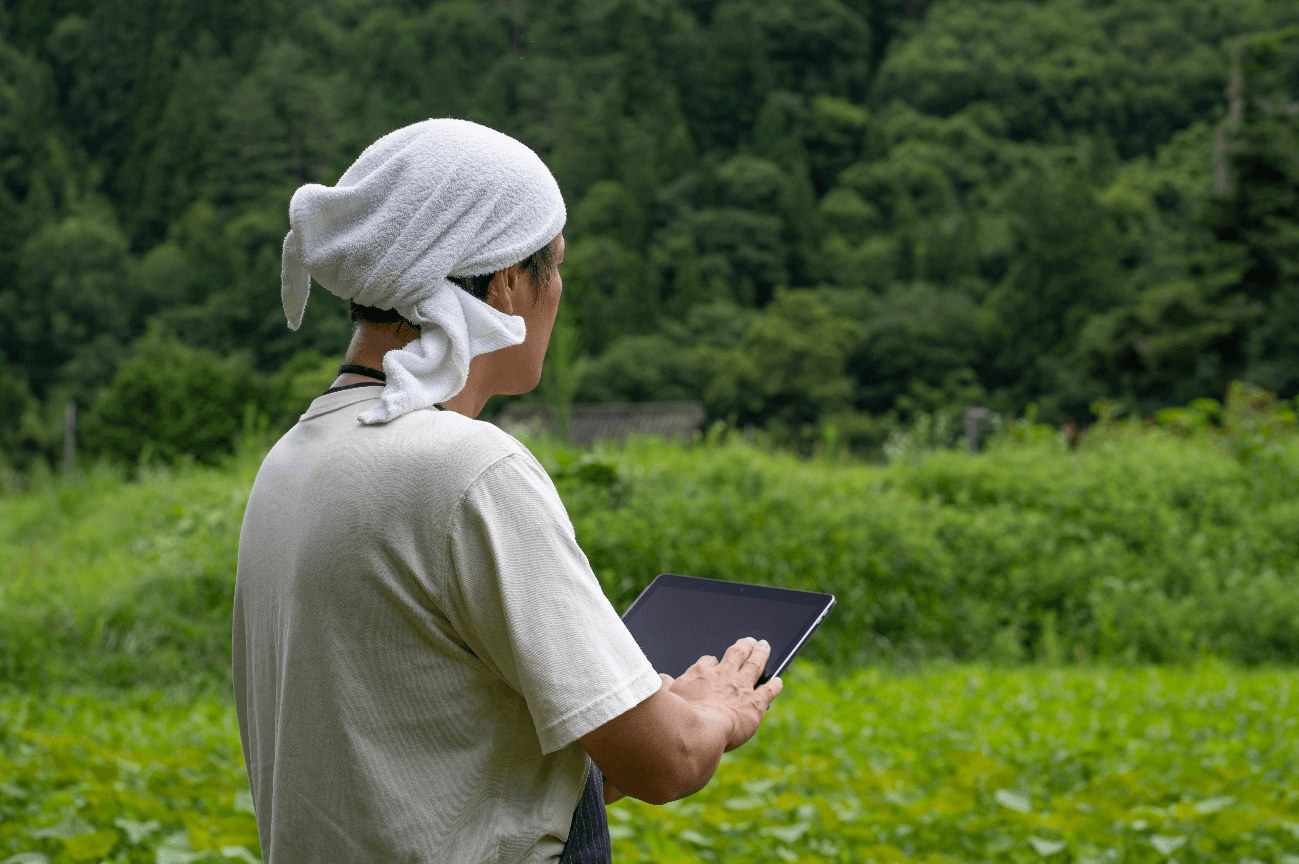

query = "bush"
[260,348,342,434]
[5,401,1299,690]
[535,423,1299,669]
[83,327,265,468]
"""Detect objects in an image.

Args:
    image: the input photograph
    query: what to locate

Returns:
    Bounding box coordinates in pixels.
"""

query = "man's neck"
[328,323,416,390]
[329,323,491,418]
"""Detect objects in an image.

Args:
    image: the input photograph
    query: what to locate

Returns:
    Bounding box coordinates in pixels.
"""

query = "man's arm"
[579,638,782,806]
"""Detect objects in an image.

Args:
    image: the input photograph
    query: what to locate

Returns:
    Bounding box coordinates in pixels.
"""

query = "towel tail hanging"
[281,229,311,332]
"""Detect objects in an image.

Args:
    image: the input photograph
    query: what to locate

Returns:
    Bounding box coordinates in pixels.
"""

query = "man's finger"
[740,639,770,682]
[721,636,757,669]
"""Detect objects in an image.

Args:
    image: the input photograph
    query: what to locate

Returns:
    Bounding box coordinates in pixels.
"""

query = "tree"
[1075,27,1299,410]
[10,214,136,405]
[83,327,265,468]
[1207,28,1299,398]
[980,155,1128,418]
[837,283,983,414]
[869,0,1253,159]
[706,289,859,433]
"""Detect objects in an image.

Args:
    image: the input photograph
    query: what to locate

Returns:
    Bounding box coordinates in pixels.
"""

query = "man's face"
[482,235,565,396]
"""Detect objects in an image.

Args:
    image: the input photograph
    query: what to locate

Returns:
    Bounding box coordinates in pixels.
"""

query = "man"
[234,119,782,863]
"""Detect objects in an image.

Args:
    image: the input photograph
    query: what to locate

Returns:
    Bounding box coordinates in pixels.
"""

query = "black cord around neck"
[338,363,386,382]
[324,364,447,410]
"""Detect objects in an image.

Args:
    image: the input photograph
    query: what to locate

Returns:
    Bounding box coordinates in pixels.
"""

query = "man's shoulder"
[422,410,527,457]
[392,409,541,486]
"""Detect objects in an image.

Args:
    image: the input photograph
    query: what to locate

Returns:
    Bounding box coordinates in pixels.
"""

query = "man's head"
[347,234,563,339]
[341,234,566,407]
[283,118,567,422]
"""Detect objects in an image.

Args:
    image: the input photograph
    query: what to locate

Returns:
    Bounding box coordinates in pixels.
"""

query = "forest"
[1,0,1297,472]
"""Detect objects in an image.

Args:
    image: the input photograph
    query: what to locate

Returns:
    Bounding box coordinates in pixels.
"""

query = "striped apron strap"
[557,762,612,864]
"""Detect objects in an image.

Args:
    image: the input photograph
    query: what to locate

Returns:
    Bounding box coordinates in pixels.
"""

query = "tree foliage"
[0,0,1296,466]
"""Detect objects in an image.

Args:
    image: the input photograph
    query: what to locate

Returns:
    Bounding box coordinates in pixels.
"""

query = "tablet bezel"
[620,573,836,685]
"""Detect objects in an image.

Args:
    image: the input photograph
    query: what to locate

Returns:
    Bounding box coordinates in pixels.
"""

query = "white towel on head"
[280,118,566,424]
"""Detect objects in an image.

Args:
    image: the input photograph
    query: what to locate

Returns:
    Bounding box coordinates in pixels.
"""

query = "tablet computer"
[620,573,836,687]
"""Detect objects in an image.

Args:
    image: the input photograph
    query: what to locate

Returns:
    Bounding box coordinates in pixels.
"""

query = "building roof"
[494,401,706,446]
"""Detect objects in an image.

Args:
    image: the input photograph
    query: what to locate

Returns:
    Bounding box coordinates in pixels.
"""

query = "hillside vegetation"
[1,0,1297,473]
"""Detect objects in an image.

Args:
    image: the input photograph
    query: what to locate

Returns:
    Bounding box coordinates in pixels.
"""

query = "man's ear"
[484,265,522,316]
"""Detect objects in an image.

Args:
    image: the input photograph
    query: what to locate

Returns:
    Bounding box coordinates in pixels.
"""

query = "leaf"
[994,789,1032,814]
[156,830,202,864]
[181,812,217,851]
[1028,837,1067,856]
[115,818,162,845]
[741,778,780,795]
[855,844,907,863]
[678,829,713,847]
[1192,795,1234,814]
[234,788,256,814]
[762,823,811,843]
[32,815,96,839]
[1,854,50,864]
[156,850,202,864]
[88,759,118,782]
[64,830,118,861]
[721,795,767,811]
[1150,834,1187,855]
[219,847,261,863]
[0,781,28,799]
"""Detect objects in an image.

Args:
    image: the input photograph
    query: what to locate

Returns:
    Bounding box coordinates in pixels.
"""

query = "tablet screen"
[620,574,834,685]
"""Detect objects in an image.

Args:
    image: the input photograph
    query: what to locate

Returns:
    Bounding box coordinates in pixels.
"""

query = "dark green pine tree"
[1201,28,1299,398]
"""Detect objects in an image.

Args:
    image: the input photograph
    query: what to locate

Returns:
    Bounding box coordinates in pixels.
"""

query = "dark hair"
[349,236,562,327]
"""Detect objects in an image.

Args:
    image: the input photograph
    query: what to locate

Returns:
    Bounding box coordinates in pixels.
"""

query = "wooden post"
[1215,37,1247,195]
[965,407,989,454]
[63,401,76,475]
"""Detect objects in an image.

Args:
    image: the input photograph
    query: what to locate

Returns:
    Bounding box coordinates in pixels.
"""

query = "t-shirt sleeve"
[445,451,661,755]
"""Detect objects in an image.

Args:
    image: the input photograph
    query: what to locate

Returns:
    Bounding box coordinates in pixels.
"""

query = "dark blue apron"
[558,762,612,864]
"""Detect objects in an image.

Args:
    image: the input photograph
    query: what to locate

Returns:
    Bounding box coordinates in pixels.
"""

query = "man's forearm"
[672,701,730,801]
[581,682,740,807]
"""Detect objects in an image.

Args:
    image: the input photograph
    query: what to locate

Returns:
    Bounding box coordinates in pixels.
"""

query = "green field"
[3,424,1298,862]
[2,662,1296,864]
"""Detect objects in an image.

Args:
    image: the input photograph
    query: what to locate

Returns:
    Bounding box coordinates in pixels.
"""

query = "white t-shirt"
[233,388,661,863]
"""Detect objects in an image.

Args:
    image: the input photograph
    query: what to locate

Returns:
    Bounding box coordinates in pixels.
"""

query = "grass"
[2,662,1295,864]
[0,459,255,611]
[0,454,260,689]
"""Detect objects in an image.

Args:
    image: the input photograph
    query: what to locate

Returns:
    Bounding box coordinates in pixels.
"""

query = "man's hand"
[579,637,784,805]
[659,637,783,752]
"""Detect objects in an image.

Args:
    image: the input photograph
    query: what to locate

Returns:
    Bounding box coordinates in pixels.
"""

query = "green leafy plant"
[4,662,1296,864]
